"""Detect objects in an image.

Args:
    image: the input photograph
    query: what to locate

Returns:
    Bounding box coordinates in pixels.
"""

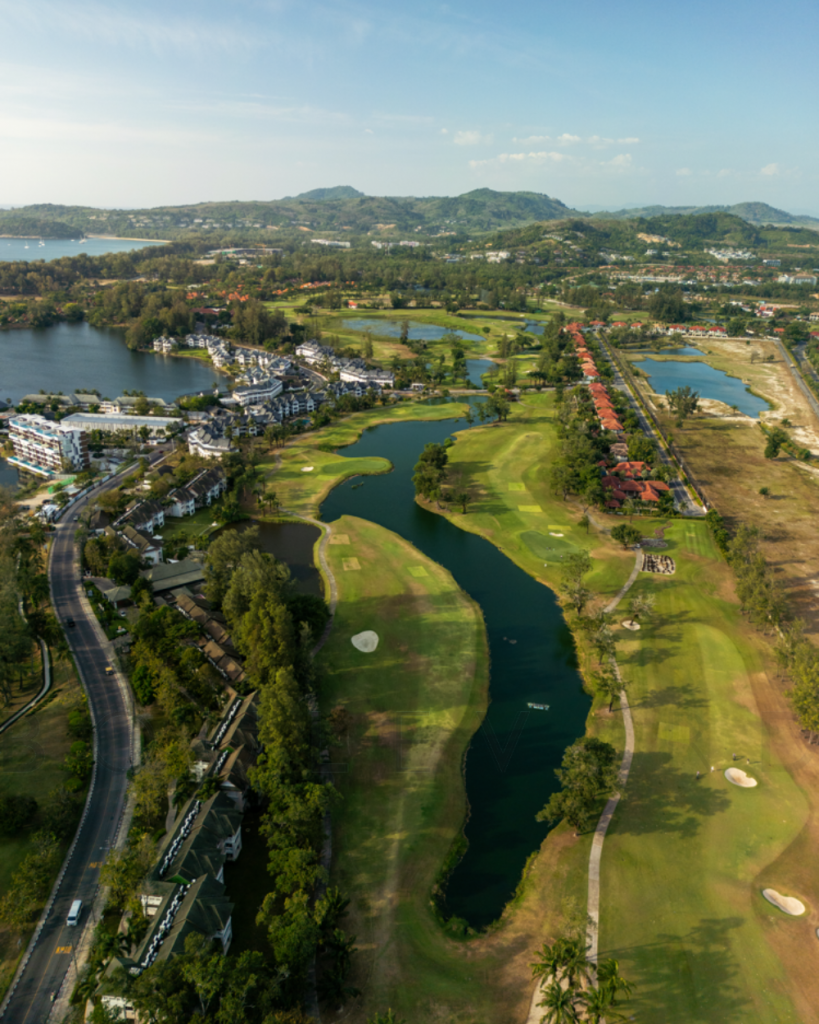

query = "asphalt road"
[2,461,152,1022]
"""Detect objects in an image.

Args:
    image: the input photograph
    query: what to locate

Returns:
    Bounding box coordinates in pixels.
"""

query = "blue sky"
[1,0,816,211]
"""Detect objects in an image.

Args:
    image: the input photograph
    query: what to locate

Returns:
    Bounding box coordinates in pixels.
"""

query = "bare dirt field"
[633,338,819,636]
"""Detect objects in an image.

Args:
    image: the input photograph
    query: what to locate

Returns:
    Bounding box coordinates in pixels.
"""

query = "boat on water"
[527,702,550,711]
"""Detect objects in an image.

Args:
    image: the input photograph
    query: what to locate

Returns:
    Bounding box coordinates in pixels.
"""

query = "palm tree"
[537,979,581,1024]
[597,957,635,1006]
[581,983,628,1023]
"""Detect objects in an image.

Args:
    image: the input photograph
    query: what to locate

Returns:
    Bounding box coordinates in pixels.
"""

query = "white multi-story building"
[232,377,283,407]
[8,414,89,477]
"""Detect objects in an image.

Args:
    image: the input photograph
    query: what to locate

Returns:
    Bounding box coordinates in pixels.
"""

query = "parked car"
[66,617,75,628]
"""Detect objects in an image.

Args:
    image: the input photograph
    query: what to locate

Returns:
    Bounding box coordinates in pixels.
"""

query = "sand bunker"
[622,620,641,631]
[725,767,758,788]
[762,888,805,916]
[351,630,379,653]
[549,532,564,537]
[301,466,314,472]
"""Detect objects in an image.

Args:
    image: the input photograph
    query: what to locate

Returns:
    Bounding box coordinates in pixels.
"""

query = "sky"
[1,0,817,212]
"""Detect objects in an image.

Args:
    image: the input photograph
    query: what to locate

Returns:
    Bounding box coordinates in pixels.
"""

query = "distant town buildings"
[8,414,89,477]
[777,272,818,286]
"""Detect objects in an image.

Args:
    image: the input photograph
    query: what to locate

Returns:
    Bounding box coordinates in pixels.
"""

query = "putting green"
[408,565,429,578]
[517,505,542,513]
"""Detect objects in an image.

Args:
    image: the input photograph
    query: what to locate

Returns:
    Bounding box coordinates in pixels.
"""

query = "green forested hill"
[0,189,578,241]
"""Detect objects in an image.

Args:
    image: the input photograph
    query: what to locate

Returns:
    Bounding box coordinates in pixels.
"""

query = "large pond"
[0,237,165,263]
[220,519,322,597]
[320,404,589,928]
[341,318,484,344]
[631,355,770,417]
[0,322,224,403]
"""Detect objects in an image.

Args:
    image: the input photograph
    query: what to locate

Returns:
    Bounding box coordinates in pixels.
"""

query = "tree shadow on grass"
[628,682,709,712]
[612,751,731,838]
[603,916,750,1023]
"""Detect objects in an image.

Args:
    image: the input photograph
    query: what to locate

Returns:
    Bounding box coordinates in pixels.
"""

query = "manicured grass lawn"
[159,506,220,544]
[318,515,587,1023]
[588,521,809,1023]
[259,400,470,517]
[418,391,636,604]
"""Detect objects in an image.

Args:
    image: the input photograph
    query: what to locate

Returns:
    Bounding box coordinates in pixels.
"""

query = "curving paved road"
[1,467,145,1022]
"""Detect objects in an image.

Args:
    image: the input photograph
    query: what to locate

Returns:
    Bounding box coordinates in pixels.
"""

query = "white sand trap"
[549,532,564,537]
[622,620,641,631]
[351,630,379,653]
[725,767,757,788]
[762,888,805,916]
[301,466,314,472]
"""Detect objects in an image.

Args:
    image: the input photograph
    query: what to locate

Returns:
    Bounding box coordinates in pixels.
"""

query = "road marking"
[55,946,72,954]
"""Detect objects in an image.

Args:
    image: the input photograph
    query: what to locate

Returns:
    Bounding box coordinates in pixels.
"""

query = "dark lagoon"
[0,322,223,403]
[226,519,322,597]
[632,355,770,417]
[320,403,589,928]
[0,237,165,263]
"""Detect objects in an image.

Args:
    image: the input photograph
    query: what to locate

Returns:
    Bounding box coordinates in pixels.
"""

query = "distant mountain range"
[590,201,819,229]
[0,190,816,243]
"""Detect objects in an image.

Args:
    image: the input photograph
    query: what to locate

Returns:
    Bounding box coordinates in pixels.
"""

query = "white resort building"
[8,414,89,477]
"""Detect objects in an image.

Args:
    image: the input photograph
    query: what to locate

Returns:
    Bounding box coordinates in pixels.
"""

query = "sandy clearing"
[342,558,361,571]
[329,534,350,545]
[725,767,757,788]
[301,466,314,472]
[762,888,806,916]
[351,630,379,653]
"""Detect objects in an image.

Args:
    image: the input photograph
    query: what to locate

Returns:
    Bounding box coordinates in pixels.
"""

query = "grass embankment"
[318,515,583,1023]
[0,644,44,727]
[586,521,812,1023]
[259,400,470,517]
[0,654,84,995]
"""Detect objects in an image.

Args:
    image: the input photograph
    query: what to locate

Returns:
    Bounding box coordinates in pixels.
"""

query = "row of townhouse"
[165,466,228,516]
[295,340,395,387]
[100,694,262,1014]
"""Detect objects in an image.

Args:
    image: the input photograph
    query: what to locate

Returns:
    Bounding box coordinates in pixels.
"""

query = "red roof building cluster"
[589,381,624,432]
[570,324,602,380]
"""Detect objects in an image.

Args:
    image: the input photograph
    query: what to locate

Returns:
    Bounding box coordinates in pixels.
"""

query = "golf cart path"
[525,549,640,1022]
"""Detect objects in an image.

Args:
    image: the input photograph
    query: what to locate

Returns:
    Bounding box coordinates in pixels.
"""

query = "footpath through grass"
[584,521,809,1024]
[318,515,586,1023]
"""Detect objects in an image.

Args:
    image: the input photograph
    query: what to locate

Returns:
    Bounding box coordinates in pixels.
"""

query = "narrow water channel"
[320,405,589,928]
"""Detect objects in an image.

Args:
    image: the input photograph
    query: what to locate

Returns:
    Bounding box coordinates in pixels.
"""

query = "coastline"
[86,235,171,243]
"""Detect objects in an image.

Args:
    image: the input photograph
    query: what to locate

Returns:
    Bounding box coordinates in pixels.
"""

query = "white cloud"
[364,128,374,134]
[606,153,632,168]
[454,130,491,146]
[761,162,779,176]
[440,128,449,134]
[556,133,581,145]
[676,167,692,176]
[512,134,551,144]
[469,150,567,168]
[618,137,640,144]
[717,168,731,178]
